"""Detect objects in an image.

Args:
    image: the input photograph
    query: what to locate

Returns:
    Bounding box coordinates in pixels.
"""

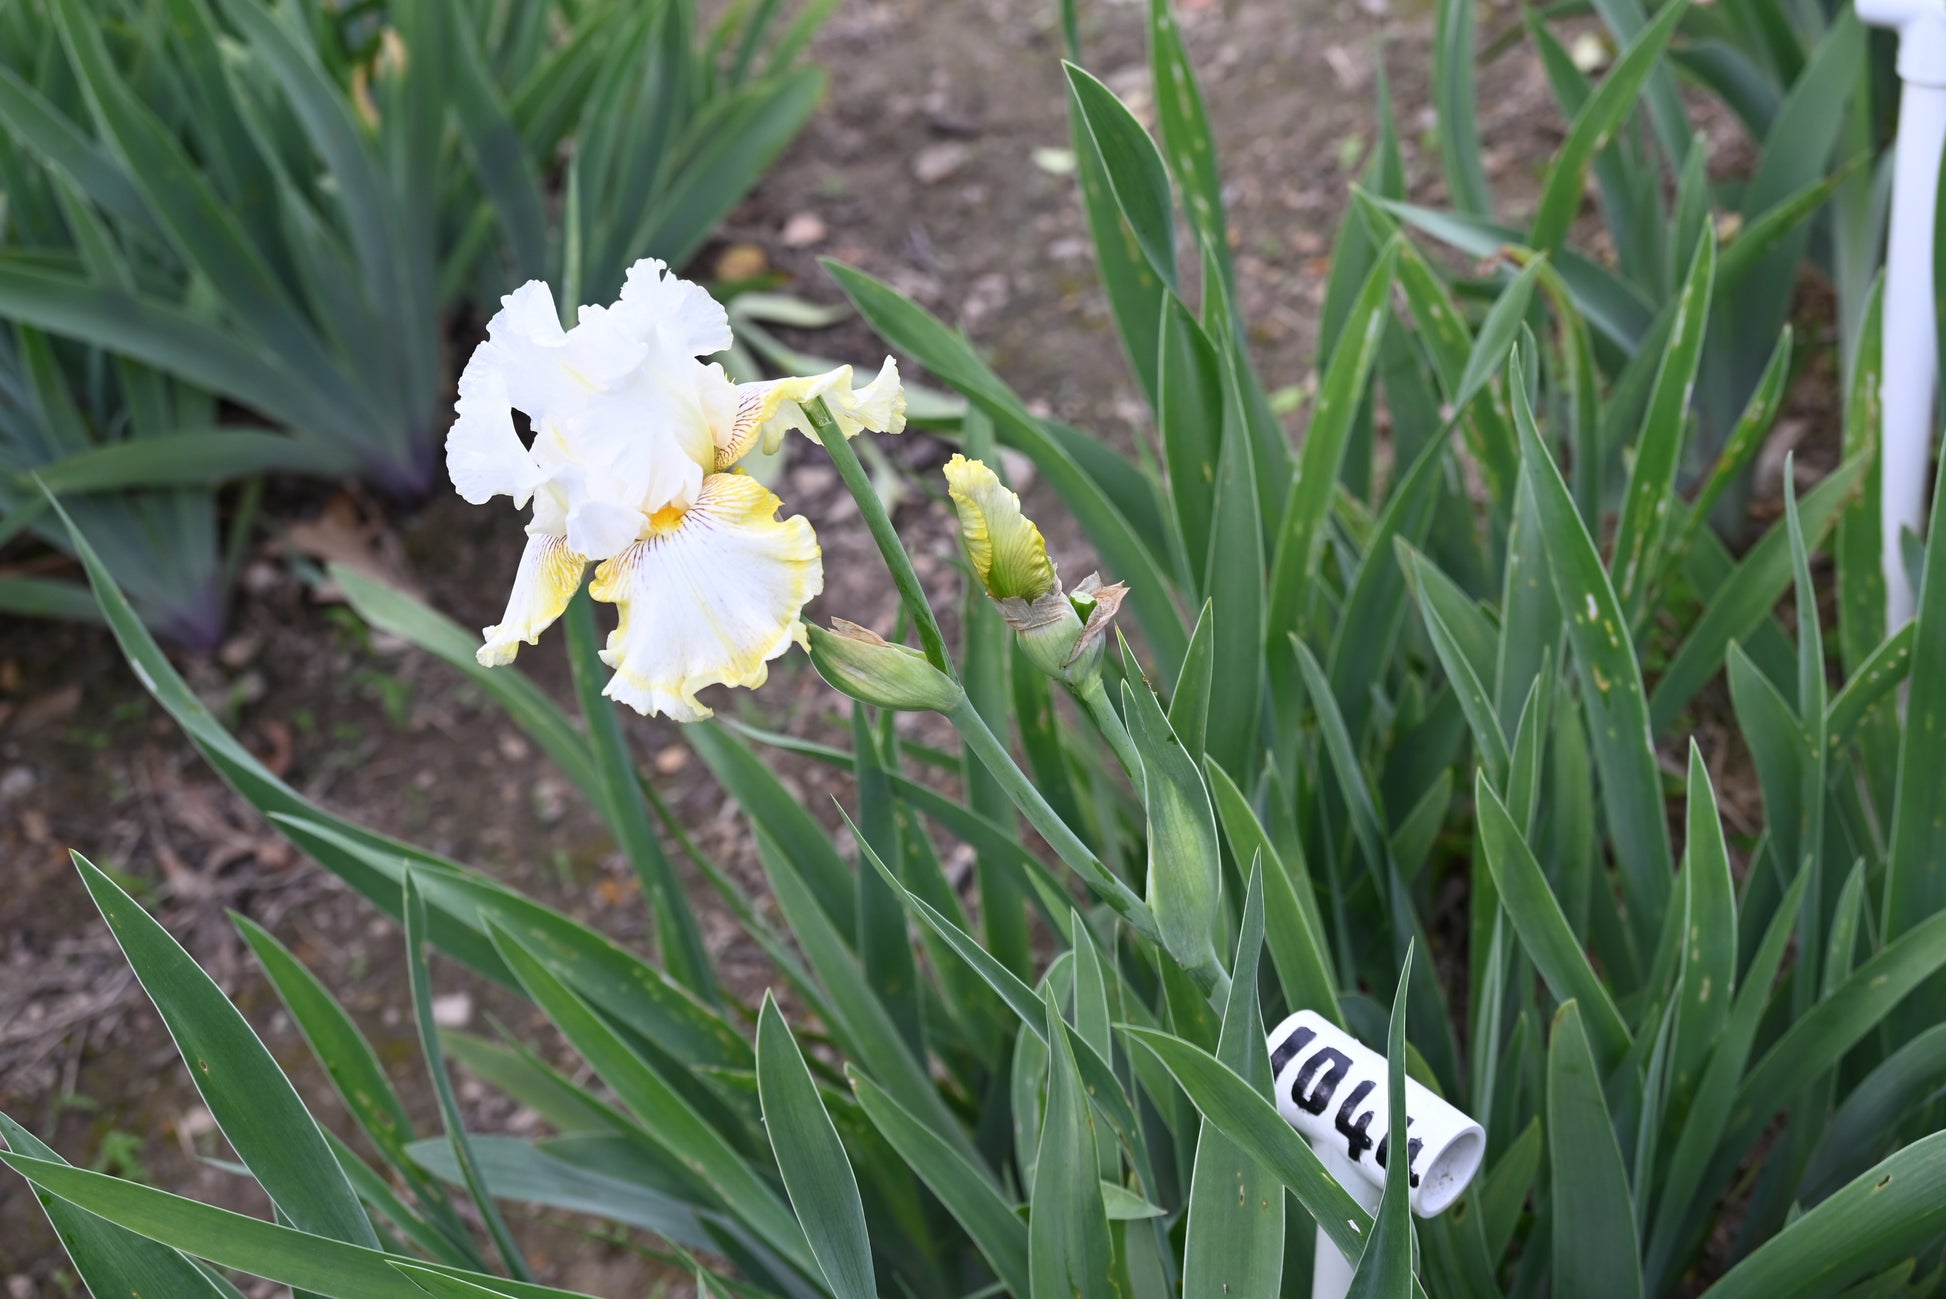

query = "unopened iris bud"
[998,590,1086,679]
[1000,574,1130,684]
[808,620,964,713]
[1056,575,1128,680]
[945,454,1124,686]
[945,455,1057,601]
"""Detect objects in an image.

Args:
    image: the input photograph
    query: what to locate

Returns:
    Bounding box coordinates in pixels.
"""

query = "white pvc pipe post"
[1861,0,1946,630]
[1267,1012,1486,1299]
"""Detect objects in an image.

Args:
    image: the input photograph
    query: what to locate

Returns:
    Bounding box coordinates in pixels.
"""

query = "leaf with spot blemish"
[0,1110,231,1299]
[1123,655,1224,985]
[1667,746,1736,1123]
[1147,0,1232,293]
[1528,0,1689,253]
[1548,1001,1645,1299]
[1345,948,1417,1298]
[1509,362,1672,960]
[1182,862,1284,1296]
[1028,986,1116,1299]
[1697,1132,1946,1299]
[480,917,819,1280]
[1612,229,1715,622]
[1063,61,1177,295]
[1476,775,1632,1069]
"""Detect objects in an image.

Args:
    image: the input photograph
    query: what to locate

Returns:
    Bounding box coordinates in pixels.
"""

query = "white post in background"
[1267,1012,1486,1299]
[1861,0,1946,629]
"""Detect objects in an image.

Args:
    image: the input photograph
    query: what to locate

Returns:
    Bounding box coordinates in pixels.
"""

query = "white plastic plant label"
[1266,1009,1485,1217]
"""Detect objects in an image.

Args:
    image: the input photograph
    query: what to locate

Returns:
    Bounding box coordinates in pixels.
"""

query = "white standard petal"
[717,358,909,465]
[564,357,725,516]
[589,472,823,721]
[566,495,648,561]
[482,281,573,416]
[484,279,645,419]
[446,360,541,506]
[493,280,567,347]
[616,258,733,358]
[479,532,587,666]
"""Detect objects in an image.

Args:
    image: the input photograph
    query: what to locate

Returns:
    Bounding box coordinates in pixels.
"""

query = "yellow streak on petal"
[479,533,587,666]
[590,473,823,721]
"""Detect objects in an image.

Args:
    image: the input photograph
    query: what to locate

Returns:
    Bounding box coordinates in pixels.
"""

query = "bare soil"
[0,0,1721,1292]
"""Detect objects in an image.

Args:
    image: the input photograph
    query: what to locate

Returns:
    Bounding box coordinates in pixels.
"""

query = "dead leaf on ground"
[10,683,82,735]
[252,719,294,779]
[279,492,421,602]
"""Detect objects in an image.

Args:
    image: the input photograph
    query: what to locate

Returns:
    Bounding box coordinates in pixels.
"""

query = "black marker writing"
[1291,1047,1351,1116]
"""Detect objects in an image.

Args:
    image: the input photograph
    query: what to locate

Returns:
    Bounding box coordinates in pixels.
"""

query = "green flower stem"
[804,397,955,676]
[1074,674,1141,780]
[947,695,1171,954]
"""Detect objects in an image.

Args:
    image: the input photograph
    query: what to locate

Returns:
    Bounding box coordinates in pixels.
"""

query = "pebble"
[241,560,282,595]
[532,776,570,825]
[0,764,35,802]
[432,991,473,1028]
[218,633,261,669]
[962,272,1012,327]
[781,212,828,247]
[912,141,970,184]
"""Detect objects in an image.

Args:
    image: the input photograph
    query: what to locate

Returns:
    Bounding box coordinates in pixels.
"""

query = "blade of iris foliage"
[756,996,876,1299]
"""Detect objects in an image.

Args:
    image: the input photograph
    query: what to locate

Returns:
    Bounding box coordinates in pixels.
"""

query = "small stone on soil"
[432,991,473,1028]
[218,633,261,669]
[912,141,970,184]
[781,212,828,247]
[0,764,35,802]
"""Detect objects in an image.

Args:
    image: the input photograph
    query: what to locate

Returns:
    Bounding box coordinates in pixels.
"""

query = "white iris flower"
[446,258,906,721]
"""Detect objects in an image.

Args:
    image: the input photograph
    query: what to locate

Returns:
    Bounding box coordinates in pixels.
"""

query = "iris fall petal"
[589,473,823,721]
[478,532,587,667]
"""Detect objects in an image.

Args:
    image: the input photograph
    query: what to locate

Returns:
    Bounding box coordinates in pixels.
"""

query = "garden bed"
[0,0,1836,1291]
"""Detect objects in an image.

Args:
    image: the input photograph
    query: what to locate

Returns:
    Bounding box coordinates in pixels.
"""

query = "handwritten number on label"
[1291,1047,1351,1116]
[1270,1026,1315,1079]
[1335,1081,1377,1161]
[1275,1024,1427,1185]
[1376,1119,1423,1187]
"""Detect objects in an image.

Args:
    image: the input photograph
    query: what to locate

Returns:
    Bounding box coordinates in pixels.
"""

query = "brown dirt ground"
[0,0,1825,1293]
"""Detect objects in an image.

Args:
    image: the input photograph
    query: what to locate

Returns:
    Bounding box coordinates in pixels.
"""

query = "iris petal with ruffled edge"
[478,533,587,666]
[716,358,907,466]
[446,366,541,508]
[446,258,904,719]
[589,473,823,721]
